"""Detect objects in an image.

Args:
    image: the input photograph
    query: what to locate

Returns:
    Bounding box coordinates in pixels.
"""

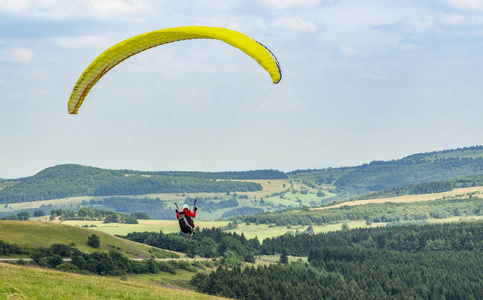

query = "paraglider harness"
[175,198,197,234]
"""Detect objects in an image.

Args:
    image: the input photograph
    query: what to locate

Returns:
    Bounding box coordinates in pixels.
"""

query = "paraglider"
[67,26,282,234]
[175,199,198,234]
[67,26,282,114]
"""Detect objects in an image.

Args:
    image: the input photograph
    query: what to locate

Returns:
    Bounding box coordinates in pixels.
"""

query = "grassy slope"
[0,263,226,300]
[0,221,172,258]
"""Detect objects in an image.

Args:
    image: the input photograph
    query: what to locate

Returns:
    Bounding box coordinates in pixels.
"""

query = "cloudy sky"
[1,0,483,178]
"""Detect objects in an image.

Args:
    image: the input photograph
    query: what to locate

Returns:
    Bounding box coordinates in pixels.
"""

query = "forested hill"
[335,146,483,193]
[0,164,283,204]
[292,146,483,197]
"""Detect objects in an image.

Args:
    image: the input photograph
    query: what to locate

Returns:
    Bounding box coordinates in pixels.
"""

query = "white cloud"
[0,47,34,63]
[271,16,318,32]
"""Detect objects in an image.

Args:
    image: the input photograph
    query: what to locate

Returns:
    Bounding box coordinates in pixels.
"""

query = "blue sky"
[1,0,483,178]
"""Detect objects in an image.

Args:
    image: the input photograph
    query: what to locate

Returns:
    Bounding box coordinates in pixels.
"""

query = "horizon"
[2,144,482,180]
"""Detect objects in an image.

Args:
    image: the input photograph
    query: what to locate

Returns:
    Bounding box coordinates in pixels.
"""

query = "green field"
[0,263,226,300]
[55,219,377,240]
[59,219,229,236]
[56,216,483,241]
[0,221,175,258]
[225,220,379,239]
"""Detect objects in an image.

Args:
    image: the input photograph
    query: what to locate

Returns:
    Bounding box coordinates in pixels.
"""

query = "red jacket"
[176,208,196,219]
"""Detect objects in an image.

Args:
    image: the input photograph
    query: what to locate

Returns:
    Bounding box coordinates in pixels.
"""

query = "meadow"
[0,263,226,300]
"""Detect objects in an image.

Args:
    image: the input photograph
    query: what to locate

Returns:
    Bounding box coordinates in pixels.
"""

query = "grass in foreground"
[0,263,226,300]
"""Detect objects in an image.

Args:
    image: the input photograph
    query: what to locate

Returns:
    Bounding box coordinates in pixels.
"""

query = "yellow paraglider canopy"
[67,26,282,114]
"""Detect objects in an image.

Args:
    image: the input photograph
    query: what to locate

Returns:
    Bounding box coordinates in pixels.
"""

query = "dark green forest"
[191,221,483,300]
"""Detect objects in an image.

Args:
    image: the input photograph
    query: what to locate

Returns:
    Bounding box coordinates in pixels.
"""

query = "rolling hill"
[0,220,176,258]
[1,146,483,221]
[0,165,285,204]
[290,145,483,199]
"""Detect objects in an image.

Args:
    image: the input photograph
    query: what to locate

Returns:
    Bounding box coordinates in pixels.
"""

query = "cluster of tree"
[2,211,30,221]
[234,196,483,226]
[0,164,263,204]
[27,243,199,276]
[121,228,260,267]
[191,221,483,299]
[1,211,30,221]
[353,174,483,201]
[50,208,143,224]
[0,240,28,256]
